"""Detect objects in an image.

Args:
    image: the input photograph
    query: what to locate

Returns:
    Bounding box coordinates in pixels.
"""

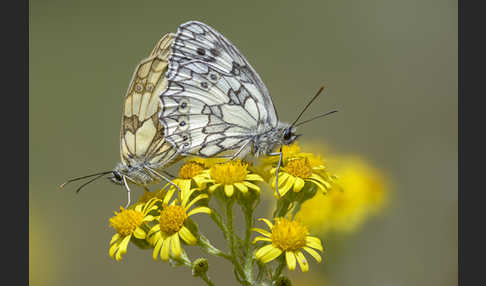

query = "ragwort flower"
[204,160,263,197]
[270,154,334,197]
[253,218,323,272]
[149,188,211,261]
[170,161,212,197]
[108,198,158,261]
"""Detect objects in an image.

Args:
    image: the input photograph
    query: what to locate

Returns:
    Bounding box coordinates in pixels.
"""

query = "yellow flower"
[295,156,390,234]
[257,143,304,180]
[170,161,212,197]
[253,218,323,272]
[270,155,334,197]
[108,198,159,261]
[148,188,211,261]
[204,160,264,197]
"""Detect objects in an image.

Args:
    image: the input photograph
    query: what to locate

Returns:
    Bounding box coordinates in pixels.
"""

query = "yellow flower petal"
[302,246,322,263]
[295,251,309,272]
[142,215,153,222]
[294,177,305,192]
[109,241,119,258]
[116,235,131,261]
[133,227,146,239]
[181,188,197,207]
[209,183,221,192]
[179,180,191,196]
[243,181,260,191]
[224,184,234,196]
[277,176,294,197]
[184,193,208,210]
[272,173,289,188]
[179,226,197,245]
[285,251,297,270]
[246,174,264,181]
[252,236,272,243]
[259,245,283,263]
[171,234,182,259]
[148,224,160,237]
[153,238,164,260]
[251,227,271,238]
[255,244,274,260]
[187,206,211,217]
[164,188,176,205]
[258,218,274,229]
[110,233,120,245]
[305,236,323,251]
[234,182,248,193]
[161,235,171,261]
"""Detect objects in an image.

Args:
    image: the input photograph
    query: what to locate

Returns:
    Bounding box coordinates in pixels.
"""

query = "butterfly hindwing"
[120,33,178,167]
[160,21,279,157]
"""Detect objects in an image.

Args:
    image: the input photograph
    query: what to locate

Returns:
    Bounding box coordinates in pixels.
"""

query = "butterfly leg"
[218,141,252,162]
[145,167,181,192]
[268,147,283,197]
[162,170,176,179]
[122,176,132,208]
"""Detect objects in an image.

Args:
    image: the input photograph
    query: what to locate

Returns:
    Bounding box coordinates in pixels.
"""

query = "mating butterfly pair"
[61,21,335,206]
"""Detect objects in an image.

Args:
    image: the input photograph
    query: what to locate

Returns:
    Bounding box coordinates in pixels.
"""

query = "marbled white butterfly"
[159,21,337,195]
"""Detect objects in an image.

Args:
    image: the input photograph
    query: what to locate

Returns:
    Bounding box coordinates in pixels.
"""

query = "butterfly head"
[111,162,157,187]
[109,170,124,185]
[281,125,300,146]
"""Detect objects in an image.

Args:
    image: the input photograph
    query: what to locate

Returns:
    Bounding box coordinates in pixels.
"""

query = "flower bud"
[192,258,209,276]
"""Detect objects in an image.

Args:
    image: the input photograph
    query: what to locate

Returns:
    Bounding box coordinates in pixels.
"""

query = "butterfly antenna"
[74,172,110,194]
[294,110,339,127]
[290,85,327,127]
[60,171,112,189]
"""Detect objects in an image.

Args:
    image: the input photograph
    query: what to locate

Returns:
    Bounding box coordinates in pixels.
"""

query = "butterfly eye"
[283,129,292,141]
[113,171,122,181]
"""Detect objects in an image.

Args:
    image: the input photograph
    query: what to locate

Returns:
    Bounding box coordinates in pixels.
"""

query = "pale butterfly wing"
[120,33,178,169]
[159,21,279,157]
[149,33,175,58]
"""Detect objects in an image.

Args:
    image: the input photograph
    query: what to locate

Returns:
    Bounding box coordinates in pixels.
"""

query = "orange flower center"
[178,162,205,179]
[210,160,248,184]
[109,207,144,236]
[271,218,308,251]
[285,158,313,178]
[159,205,187,235]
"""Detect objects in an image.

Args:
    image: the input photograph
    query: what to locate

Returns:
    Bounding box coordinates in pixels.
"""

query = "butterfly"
[61,33,181,206]
[159,21,337,195]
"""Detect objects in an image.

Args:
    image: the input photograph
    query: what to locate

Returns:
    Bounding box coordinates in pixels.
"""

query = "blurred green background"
[30,0,457,285]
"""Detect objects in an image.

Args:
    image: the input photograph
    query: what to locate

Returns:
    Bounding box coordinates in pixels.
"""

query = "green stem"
[241,202,257,284]
[272,256,286,280]
[226,199,247,284]
[210,209,229,240]
[255,261,268,285]
[198,273,216,286]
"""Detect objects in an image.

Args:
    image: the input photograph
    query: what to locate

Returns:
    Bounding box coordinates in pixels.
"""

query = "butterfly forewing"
[160,21,279,157]
[120,33,178,168]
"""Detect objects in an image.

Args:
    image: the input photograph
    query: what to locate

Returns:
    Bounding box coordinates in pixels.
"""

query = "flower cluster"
[106,142,388,285]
